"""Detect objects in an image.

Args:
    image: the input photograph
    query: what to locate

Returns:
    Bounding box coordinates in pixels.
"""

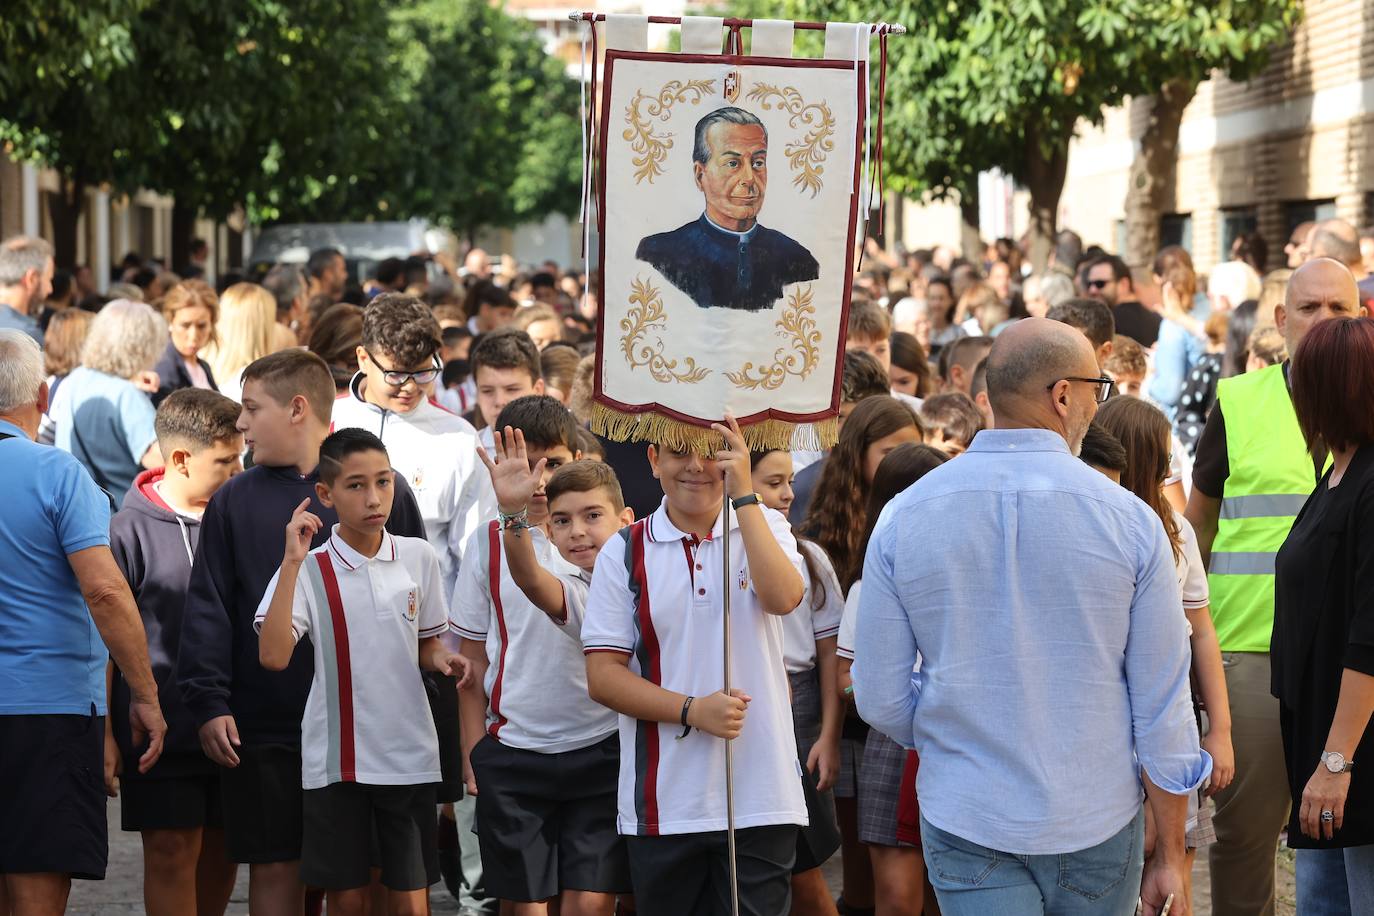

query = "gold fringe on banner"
[591,403,838,456]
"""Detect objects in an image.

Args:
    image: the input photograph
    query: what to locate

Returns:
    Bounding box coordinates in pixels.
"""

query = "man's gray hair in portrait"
[0,329,45,412]
[692,107,768,165]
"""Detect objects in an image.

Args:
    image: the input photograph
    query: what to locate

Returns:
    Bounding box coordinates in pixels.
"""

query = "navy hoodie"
[109,467,210,774]
[176,462,425,745]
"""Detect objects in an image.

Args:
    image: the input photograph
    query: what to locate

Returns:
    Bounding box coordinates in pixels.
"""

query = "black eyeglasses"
[1086,278,1110,290]
[1047,376,1114,403]
[366,349,441,388]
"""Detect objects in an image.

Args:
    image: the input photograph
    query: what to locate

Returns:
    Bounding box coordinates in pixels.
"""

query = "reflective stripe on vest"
[1218,493,1310,521]
[1209,362,1317,653]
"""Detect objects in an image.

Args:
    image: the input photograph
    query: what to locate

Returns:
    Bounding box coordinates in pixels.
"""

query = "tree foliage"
[283,0,582,237]
[0,1,149,100]
[0,0,581,262]
[785,0,1302,265]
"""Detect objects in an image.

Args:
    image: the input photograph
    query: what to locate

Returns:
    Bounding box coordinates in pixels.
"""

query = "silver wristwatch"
[1321,751,1355,774]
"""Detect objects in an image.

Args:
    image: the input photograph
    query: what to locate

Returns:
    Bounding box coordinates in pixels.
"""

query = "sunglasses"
[1086,279,1111,290]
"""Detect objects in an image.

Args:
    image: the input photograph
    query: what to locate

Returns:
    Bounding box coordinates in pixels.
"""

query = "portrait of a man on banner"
[594,47,866,451]
[635,107,819,312]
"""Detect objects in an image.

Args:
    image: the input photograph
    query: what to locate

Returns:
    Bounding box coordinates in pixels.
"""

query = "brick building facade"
[1058,0,1374,272]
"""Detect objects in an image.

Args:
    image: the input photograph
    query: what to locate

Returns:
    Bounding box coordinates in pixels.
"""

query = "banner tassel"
[590,404,837,455]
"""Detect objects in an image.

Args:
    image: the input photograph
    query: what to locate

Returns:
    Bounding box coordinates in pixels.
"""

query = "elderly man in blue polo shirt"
[0,330,166,913]
[854,318,1210,916]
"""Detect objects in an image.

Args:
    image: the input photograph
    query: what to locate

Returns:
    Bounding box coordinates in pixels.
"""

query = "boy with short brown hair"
[108,388,244,916]
[176,349,426,912]
[454,397,629,914]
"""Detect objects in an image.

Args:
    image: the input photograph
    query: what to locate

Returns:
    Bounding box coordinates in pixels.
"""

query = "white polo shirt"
[581,499,809,836]
[449,521,617,753]
[781,540,843,673]
[331,376,485,600]
[254,527,448,790]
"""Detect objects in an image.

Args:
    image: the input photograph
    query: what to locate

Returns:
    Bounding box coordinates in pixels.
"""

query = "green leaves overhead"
[0,0,582,236]
[789,0,1300,200]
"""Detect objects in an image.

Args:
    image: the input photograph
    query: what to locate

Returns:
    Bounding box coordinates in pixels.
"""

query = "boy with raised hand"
[477,432,633,634]
[451,396,629,916]
[107,388,245,916]
[581,416,809,916]
[176,349,427,916]
[256,428,473,916]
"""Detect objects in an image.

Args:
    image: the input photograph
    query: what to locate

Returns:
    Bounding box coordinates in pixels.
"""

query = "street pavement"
[68,796,1295,914]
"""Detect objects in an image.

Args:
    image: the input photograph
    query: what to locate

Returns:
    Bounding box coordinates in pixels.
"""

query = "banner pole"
[721,489,739,916]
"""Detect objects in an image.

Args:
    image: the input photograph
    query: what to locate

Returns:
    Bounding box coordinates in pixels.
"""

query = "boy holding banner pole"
[582,415,807,915]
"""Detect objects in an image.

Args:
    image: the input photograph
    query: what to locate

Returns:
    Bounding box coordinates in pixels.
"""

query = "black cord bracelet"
[677,696,694,739]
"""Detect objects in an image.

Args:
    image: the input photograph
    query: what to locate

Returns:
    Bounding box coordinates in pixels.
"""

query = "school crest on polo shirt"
[405,589,418,621]
[738,569,749,592]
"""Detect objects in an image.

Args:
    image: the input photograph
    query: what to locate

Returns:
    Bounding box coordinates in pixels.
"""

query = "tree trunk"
[958,187,981,262]
[47,175,85,270]
[1123,78,1197,271]
[1024,123,1070,274]
[171,202,198,273]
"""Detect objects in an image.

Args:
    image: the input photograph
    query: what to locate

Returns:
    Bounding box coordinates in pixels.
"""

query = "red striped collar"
[326,525,397,570]
[648,497,735,545]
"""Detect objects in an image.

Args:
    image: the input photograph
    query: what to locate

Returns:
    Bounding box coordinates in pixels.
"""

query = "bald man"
[854,319,1208,916]
[1185,258,1365,916]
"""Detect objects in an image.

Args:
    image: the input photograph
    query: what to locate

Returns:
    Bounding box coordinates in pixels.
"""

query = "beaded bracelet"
[498,507,531,531]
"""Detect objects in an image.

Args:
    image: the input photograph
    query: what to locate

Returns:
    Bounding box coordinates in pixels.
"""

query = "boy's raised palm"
[285,498,322,563]
[476,426,547,514]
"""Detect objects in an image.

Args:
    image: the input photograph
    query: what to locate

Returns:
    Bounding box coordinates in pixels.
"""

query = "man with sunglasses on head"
[1086,253,1161,348]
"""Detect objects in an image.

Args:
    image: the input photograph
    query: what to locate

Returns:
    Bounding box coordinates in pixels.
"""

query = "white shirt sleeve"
[1175,512,1210,611]
[445,450,486,600]
[582,532,636,656]
[759,506,807,596]
[449,525,492,641]
[554,573,592,641]
[803,542,843,640]
[836,580,861,660]
[252,562,312,642]
[417,543,449,639]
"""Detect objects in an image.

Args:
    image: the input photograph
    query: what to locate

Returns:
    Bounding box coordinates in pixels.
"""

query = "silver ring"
[1321,810,1335,822]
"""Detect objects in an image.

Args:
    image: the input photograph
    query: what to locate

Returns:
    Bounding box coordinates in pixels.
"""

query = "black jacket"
[175,462,425,745]
[152,340,218,407]
[1273,444,1374,848]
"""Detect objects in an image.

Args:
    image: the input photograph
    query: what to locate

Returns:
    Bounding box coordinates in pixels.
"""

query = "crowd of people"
[0,216,1372,916]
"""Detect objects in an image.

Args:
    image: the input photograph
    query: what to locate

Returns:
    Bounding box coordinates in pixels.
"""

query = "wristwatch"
[1321,751,1355,774]
[731,492,761,510]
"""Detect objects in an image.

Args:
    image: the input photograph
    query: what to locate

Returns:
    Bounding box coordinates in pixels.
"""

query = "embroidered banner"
[589,25,869,453]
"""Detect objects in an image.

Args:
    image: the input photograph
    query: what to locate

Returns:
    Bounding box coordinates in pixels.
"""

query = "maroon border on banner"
[592,49,866,430]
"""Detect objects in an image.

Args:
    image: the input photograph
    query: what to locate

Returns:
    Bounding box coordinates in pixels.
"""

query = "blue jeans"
[921,809,1144,915]
[1295,846,1374,916]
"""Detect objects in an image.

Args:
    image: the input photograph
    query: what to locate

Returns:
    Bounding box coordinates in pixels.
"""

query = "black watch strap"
[731,492,760,510]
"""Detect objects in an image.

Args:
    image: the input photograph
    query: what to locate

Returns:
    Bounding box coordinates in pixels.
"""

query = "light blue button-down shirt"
[853,428,1211,855]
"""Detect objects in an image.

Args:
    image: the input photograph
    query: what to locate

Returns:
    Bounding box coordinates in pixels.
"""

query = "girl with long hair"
[199,282,276,402]
[750,449,844,916]
[1096,395,1236,906]
[804,396,924,590]
[835,443,949,916]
